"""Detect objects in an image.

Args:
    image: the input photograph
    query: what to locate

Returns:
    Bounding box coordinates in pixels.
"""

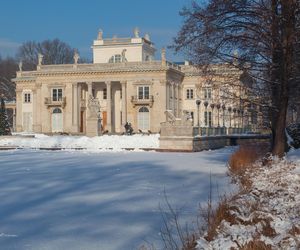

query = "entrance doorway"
[138,107,150,131]
[102,111,107,130]
[52,108,63,133]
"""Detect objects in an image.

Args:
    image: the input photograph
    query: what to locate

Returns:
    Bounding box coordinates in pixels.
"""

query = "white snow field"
[0,134,160,151]
[0,148,236,250]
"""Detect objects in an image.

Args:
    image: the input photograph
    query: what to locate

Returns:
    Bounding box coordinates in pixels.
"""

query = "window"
[115,54,121,63]
[108,54,121,63]
[204,111,212,127]
[24,93,31,103]
[203,88,212,99]
[186,89,194,99]
[52,88,63,101]
[103,88,107,99]
[138,86,150,99]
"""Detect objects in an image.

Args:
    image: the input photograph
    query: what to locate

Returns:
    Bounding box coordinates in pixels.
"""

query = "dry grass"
[228,143,270,189]
[198,194,235,242]
[289,225,300,236]
[239,239,272,250]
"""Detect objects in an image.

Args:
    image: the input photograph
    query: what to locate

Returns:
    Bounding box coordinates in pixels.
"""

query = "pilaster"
[121,81,127,127]
[106,81,112,132]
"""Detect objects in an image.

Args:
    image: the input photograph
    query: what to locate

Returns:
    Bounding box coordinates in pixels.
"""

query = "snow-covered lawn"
[0,148,235,250]
[0,134,159,151]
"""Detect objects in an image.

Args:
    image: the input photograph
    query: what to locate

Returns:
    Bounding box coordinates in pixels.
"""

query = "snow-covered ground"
[197,148,300,250]
[0,134,160,151]
[0,147,236,250]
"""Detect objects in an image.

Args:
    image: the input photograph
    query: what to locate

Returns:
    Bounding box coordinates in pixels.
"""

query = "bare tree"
[0,56,17,100]
[173,0,300,157]
[17,38,76,70]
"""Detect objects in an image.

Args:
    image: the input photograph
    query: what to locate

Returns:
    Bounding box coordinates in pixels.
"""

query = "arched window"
[138,107,150,131]
[139,107,149,113]
[53,108,62,113]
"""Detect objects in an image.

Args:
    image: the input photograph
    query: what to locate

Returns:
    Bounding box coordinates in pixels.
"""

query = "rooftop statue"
[133,27,140,38]
[38,53,43,65]
[73,51,80,64]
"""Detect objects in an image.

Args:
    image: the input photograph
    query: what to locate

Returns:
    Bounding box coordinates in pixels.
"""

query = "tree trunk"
[272,97,288,157]
[271,0,295,157]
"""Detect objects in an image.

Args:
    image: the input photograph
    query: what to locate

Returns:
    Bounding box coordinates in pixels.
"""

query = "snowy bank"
[196,149,300,249]
[0,133,160,151]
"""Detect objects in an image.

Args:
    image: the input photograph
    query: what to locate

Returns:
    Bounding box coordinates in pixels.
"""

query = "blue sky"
[0,0,190,61]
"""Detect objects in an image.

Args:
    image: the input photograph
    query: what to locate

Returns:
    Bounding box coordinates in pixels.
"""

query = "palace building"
[13,28,259,136]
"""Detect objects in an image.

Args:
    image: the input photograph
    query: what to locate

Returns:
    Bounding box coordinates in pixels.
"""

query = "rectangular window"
[186,89,194,99]
[138,86,150,99]
[204,111,212,127]
[103,88,107,99]
[115,54,121,63]
[24,93,31,103]
[52,88,63,101]
[204,88,212,99]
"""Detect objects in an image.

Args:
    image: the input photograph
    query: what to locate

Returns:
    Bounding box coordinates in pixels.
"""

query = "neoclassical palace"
[14,28,259,136]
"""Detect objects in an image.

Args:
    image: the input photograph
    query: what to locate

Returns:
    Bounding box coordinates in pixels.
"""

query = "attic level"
[92,28,156,64]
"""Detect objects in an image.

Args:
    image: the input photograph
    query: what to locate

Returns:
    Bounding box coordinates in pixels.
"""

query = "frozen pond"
[0,148,236,249]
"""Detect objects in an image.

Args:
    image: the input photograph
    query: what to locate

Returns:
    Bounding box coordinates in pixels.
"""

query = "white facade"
[14,28,259,136]
[92,29,155,63]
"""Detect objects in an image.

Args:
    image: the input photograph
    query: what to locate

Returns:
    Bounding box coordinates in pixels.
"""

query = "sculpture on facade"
[161,48,166,63]
[134,27,140,38]
[97,29,103,40]
[88,95,101,118]
[73,51,80,64]
[121,49,127,62]
[144,33,151,41]
[18,61,23,72]
[38,53,43,65]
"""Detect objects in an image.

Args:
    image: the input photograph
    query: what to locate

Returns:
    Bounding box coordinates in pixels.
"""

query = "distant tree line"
[0,38,90,99]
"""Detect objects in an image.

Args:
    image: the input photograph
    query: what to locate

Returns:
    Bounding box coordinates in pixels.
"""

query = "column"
[72,83,78,130]
[87,82,93,97]
[12,108,16,132]
[176,84,180,117]
[106,81,112,132]
[16,89,22,132]
[121,81,127,126]
[35,82,42,132]
[170,82,175,115]
[32,89,37,131]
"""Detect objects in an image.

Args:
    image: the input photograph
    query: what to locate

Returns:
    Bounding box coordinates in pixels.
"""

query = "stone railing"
[166,61,181,71]
[44,97,66,108]
[131,95,154,107]
[193,127,248,136]
[16,60,183,76]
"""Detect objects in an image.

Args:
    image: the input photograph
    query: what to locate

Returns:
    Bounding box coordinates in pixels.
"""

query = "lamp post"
[233,108,237,129]
[222,104,226,127]
[216,104,221,127]
[196,99,201,135]
[204,101,209,135]
[210,103,215,127]
[228,107,232,128]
